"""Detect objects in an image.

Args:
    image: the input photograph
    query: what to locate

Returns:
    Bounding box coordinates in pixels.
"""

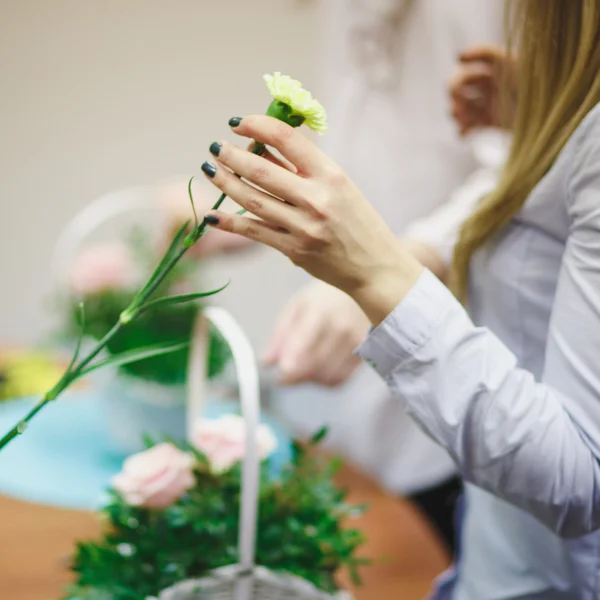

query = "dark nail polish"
[228,117,242,127]
[204,215,220,225]
[209,141,221,156]
[201,161,217,178]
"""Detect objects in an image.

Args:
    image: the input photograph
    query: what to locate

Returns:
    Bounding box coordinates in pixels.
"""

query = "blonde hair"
[451,0,600,301]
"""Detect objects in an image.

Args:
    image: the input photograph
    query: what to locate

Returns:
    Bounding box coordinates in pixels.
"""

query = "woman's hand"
[264,280,369,386]
[449,45,517,136]
[201,116,423,325]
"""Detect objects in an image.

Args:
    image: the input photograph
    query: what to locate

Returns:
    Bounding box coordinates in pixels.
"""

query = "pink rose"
[111,443,195,509]
[69,242,136,296]
[192,415,278,474]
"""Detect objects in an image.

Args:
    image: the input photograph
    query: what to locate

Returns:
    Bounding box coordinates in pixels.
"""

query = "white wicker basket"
[55,187,352,600]
[156,309,352,600]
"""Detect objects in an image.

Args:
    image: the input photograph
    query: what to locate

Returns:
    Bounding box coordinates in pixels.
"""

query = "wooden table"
[0,461,448,600]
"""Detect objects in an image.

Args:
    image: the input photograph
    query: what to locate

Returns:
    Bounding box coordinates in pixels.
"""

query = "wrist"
[349,250,424,326]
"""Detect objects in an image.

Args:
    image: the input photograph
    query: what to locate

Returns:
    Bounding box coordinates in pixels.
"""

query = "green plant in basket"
[62,423,368,600]
[63,228,230,385]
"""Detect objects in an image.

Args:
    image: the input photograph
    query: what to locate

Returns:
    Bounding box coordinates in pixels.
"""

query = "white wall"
[0,0,318,351]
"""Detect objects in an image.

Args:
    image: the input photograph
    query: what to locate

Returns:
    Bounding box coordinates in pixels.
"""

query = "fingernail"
[209,141,222,157]
[204,214,220,225]
[228,117,242,127]
[201,161,217,178]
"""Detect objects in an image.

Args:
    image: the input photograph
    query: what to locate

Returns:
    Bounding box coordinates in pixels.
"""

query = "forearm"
[399,237,447,280]
[357,270,600,538]
[349,244,424,327]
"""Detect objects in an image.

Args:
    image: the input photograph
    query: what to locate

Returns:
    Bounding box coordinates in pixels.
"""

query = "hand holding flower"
[0,72,335,452]
[202,116,423,325]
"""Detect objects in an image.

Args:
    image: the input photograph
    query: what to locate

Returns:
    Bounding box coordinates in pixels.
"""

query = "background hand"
[263,280,369,387]
[449,45,517,136]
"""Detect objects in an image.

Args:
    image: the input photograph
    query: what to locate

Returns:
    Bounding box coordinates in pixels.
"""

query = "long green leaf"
[309,426,328,446]
[51,302,86,394]
[347,559,363,587]
[131,220,191,304]
[67,302,86,373]
[188,176,199,229]
[137,281,230,314]
[75,340,189,379]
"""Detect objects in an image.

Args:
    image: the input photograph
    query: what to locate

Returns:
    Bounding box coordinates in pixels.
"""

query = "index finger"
[247,142,298,173]
[230,115,333,177]
[459,44,506,65]
[449,64,494,98]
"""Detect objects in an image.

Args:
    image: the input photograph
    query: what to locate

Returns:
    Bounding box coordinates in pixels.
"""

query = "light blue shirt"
[358,103,600,599]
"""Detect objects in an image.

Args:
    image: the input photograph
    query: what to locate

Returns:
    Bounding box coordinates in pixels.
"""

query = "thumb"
[459,44,505,65]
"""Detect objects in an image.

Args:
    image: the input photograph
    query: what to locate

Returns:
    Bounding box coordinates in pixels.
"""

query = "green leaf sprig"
[0,182,226,451]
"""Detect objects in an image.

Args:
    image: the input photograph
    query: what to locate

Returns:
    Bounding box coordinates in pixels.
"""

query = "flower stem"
[0,140,269,452]
[0,157,262,451]
[70,321,124,377]
[124,247,188,319]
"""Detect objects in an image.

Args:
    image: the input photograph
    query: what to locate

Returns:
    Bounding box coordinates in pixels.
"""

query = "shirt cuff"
[356,269,457,379]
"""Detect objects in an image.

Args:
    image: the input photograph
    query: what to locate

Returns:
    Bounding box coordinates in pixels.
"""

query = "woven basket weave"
[158,566,352,600]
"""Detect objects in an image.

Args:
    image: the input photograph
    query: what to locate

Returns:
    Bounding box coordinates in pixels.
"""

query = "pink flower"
[191,415,278,474]
[69,242,136,296]
[111,443,195,509]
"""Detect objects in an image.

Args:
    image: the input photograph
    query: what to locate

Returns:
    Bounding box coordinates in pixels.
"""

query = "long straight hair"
[451,0,600,301]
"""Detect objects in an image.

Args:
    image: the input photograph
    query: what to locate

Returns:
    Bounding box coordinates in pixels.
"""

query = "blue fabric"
[428,493,464,599]
[0,392,292,511]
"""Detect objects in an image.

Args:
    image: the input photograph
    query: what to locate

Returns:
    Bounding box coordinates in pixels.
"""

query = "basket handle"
[51,186,156,284]
[187,307,260,595]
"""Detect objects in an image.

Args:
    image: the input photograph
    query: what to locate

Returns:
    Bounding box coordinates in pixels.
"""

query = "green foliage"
[74,340,190,380]
[63,444,368,599]
[133,283,229,316]
[66,291,229,384]
[131,220,191,307]
[62,227,231,385]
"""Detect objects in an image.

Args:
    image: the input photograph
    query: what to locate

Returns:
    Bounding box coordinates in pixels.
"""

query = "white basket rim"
[157,564,353,600]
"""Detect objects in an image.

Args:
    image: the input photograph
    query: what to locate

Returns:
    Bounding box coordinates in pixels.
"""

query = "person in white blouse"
[200,1,600,597]
[264,0,506,554]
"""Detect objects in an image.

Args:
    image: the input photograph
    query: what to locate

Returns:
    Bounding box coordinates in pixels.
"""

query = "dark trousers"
[407,475,463,556]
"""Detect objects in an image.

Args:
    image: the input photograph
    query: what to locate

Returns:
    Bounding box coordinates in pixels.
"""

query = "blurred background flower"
[111,442,195,509]
[192,414,278,473]
[69,242,137,296]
